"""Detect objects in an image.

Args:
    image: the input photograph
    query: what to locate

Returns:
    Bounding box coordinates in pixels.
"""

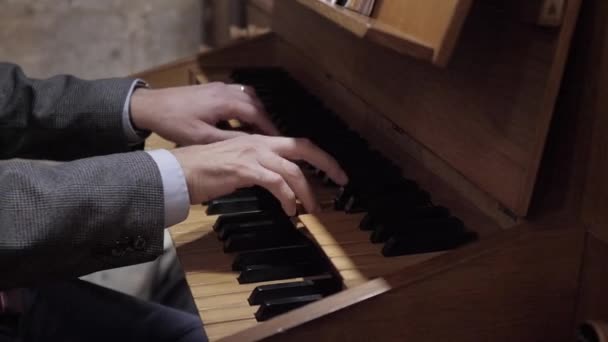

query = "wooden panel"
[527,0,608,219]
[580,0,608,242]
[574,0,608,333]
[273,38,518,226]
[273,0,581,217]
[223,218,584,342]
[577,234,608,327]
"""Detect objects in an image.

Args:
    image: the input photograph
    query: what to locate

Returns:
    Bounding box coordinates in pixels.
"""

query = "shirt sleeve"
[122,79,151,145]
[145,149,191,227]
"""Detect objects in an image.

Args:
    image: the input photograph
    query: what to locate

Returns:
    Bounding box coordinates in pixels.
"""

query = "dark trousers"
[1,280,207,342]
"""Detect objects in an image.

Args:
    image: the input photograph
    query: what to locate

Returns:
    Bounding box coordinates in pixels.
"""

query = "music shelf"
[295,0,473,67]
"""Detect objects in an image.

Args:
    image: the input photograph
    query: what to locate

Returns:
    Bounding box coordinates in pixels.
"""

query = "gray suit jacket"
[0,63,165,290]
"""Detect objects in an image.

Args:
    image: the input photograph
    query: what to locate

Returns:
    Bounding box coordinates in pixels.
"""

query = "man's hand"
[130,83,279,145]
[171,135,349,216]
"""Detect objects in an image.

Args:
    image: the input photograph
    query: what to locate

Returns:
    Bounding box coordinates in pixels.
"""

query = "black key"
[334,184,355,210]
[313,169,325,178]
[223,230,306,253]
[322,174,338,187]
[237,261,326,284]
[203,188,256,206]
[213,210,269,232]
[343,194,367,214]
[359,212,376,231]
[344,184,428,214]
[206,193,261,215]
[364,196,438,221]
[217,216,294,241]
[216,120,232,130]
[232,245,316,271]
[382,224,478,257]
[368,206,452,241]
[248,275,341,305]
[364,179,419,199]
[255,294,323,321]
[372,216,463,244]
[206,188,281,216]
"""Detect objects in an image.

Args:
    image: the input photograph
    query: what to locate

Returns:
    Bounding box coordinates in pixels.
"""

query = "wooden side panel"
[577,234,608,326]
[575,0,608,331]
[529,0,608,219]
[580,0,608,242]
[273,0,580,217]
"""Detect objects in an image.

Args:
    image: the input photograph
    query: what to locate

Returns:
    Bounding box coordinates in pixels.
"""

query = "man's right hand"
[171,135,349,216]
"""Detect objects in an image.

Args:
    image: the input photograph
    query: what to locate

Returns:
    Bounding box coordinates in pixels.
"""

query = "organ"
[136,0,608,340]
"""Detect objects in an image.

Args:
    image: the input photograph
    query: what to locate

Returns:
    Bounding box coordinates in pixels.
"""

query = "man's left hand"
[130,82,279,145]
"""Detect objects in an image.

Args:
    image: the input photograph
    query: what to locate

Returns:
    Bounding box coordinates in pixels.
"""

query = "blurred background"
[0,0,272,79]
[0,0,272,313]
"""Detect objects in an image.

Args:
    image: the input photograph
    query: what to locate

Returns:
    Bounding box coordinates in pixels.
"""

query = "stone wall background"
[0,0,202,79]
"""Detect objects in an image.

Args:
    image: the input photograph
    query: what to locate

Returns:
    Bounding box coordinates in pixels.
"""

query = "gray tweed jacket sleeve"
[0,63,166,290]
[0,62,137,160]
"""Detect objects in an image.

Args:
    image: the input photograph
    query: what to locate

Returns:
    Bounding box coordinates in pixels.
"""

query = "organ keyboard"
[175,67,482,339]
[166,66,509,340]
[136,0,596,340]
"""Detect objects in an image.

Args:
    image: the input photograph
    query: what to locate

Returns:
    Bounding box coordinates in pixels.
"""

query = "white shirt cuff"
[146,149,190,227]
[122,79,149,145]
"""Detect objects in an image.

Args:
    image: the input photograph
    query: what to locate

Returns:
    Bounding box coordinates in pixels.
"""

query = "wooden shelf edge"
[296,0,436,64]
[433,0,474,67]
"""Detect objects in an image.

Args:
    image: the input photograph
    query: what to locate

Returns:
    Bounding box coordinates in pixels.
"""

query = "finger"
[226,101,280,136]
[267,137,349,186]
[225,85,276,130]
[242,88,266,111]
[185,121,246,144]
[258,151,319,213]
[251,166,297,216]
[206,127,248,142]
[225,85,265,110]
[228,84,256,97]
